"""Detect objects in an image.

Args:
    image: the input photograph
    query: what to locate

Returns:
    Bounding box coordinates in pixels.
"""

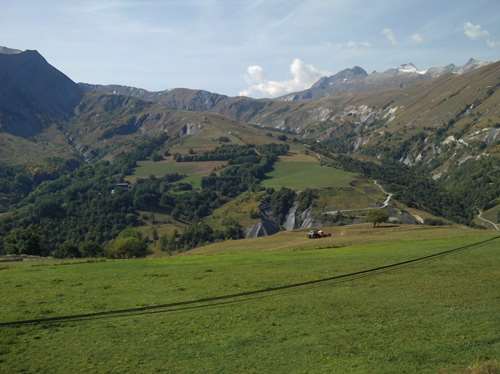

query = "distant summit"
[279,58,494,102]
[0,48,82,137]
[311,66,368,89]
[0,46,22,55]
[457,58,491,74]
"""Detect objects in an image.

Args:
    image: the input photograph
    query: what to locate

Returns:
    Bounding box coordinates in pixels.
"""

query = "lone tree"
[367,209,389,228]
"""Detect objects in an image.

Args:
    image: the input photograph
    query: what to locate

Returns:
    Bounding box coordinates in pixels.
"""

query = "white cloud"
[382,28,397,45]
[411,33,424,44]
[464,21,489,40]
[336,41,372,50]
[239,58,330,98]
[244,65,265,84]
[464,21,498,48]
[486,39,499,48]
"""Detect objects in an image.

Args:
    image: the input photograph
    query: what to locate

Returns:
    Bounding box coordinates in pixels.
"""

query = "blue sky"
[2,0,500,97]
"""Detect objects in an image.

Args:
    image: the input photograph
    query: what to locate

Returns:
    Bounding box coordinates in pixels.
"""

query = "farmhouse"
[111,182,131,194]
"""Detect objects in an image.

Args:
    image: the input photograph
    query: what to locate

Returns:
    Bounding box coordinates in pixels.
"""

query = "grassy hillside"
[128,158,227,187]
[262,153,357,190]
[314,178,386,212]
[1,226,499,373]
[205,191,264,230]
[0,126,75,168]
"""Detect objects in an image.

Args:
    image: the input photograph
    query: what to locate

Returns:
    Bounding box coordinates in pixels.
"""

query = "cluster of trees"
[260,188,296,224]
[0,139,288,257]
[173,143,289,164]
[3,226,151,259]
[0,158,80,212]
[0,165,35,212]
[442,157,500,214]
[159,219,244,252]
[0,135,168,257]
[173,144,256,162]
[296,189,318,212]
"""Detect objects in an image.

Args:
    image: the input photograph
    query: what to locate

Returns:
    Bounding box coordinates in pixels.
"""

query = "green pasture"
[128,159,226,188]
[262,155,357,191]
[0,226,499,373]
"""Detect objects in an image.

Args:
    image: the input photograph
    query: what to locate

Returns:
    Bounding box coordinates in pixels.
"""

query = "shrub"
[163,173,185,183]
[423,218,446,226]
[297,189,318,211]
[173,183,193,192]
[79,241,104,257]
[151,152,163,161]
[3,227,48,256]
[54,242,81,258]
[221,218,244,240]
[106,229,149,258]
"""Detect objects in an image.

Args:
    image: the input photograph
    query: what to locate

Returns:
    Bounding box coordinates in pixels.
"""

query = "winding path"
[324,180,392,215]
[478,210,500,231]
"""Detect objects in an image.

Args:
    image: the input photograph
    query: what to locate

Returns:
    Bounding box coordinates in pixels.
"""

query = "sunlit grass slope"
[0,225,499,373]
[262,153,357,191]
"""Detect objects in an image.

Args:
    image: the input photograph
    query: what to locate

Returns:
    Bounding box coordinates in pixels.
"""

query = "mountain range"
[0,45,498,213]
[279,58,492,101]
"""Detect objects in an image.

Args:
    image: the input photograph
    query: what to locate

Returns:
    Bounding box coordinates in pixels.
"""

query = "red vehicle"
[307,229,332,239]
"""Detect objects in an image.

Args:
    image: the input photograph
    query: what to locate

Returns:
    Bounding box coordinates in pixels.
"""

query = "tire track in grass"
[1,235,498,328]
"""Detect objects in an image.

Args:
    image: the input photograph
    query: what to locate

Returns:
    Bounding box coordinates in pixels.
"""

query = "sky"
[2,0,500,97]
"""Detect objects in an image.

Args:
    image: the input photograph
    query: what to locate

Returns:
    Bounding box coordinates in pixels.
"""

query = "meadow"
[128,159,226,187]
[1,225,499,373]
[262,154,357,191]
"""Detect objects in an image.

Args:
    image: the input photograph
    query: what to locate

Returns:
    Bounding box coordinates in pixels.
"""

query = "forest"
[0,139,289,257]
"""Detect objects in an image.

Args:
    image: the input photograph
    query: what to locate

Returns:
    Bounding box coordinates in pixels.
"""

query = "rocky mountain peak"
[459,57,491,74]
[311,66,368,89]
[0,48,82,137]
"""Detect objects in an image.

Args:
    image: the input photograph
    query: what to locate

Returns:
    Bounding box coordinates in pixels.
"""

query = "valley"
[1,46,499,255]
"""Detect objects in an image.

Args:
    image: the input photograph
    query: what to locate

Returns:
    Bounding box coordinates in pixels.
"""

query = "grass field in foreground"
[262,154,357,190]
[0,225,499,373]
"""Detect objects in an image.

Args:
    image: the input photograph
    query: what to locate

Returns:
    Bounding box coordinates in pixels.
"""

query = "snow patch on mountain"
[398,63,427,75]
